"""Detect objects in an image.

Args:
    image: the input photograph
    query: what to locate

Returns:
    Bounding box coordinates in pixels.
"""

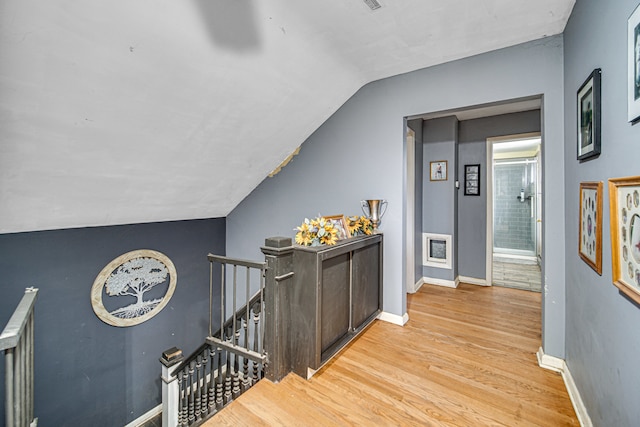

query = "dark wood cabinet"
[289,234,383,378]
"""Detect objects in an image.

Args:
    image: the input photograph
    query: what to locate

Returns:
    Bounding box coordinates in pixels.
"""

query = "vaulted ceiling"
[0,0,575,234]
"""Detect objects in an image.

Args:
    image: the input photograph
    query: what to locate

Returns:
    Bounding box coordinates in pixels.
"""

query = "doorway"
[487,134,542,292]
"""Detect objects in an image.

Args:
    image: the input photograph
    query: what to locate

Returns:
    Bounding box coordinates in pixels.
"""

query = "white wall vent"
[423,233,453,269]
[363,0,382,11]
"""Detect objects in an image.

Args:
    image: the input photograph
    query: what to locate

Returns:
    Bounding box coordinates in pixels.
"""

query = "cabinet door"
[352,242,381,329]
[320,253,350,355]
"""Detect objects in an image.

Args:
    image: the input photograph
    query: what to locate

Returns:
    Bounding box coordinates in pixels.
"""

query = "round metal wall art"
[621,189,640,289]
[91,249,177,327]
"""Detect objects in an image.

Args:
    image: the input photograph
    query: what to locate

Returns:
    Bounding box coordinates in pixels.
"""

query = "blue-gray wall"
[422,116,458,281]
[457,110,541,279]
[564,0,640,425]
[227,35,566,357]
[0,218,225,426]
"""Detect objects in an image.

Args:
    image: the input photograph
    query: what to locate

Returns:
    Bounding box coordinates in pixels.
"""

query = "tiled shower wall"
[493,162,535,252]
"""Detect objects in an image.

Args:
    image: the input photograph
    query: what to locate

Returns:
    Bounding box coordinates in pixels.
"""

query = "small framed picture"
[579,181,603,275]
[464,164,480,196]
[430,160,448,181]
[577,68,601,161]
[628,4,640,122]
[608,176,640,304]
[325,215,351,240]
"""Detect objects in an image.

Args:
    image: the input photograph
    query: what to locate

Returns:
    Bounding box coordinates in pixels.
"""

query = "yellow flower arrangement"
[295,217,339,246]
[346,215,373,236]
[295,214,374,246]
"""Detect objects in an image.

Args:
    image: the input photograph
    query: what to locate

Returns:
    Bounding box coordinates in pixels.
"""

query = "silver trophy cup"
[361,199,388,230]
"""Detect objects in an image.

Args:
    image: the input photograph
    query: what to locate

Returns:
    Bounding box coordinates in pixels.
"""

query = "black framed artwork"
[577,68,601,161]
[628,4,640,122]
[464,164,480,196]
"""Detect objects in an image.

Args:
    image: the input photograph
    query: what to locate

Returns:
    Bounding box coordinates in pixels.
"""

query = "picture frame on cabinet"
[577,68,601,160]
[325,215,351,240]
[579,181,603,275]
[628,4,640,122]
[608,176,640,304]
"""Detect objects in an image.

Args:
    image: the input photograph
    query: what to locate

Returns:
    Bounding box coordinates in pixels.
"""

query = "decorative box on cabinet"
[289,234,383,379]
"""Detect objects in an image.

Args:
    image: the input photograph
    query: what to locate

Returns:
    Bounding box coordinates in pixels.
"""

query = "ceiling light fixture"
[363,0,382,11]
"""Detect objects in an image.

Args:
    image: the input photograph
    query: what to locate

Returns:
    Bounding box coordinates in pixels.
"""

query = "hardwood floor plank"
[323,351,533,427]
[356,331,570,400]
[211,399,270,427]
[205,283,578,426]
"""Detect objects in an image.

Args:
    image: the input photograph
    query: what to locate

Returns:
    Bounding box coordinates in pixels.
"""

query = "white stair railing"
[1,287,39,427]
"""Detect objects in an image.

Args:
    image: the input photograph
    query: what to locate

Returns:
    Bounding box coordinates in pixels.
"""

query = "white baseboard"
[378,311,409,326]
[124,403,161,427]
[415,276,487,289]
[536,347,564,372]
[563,363,592,427]
[536,347,592,427]
[457,276,488,286]
[410,277,425,293]
[421,276,459,288]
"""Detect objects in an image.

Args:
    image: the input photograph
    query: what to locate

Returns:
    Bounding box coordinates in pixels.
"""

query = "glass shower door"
[493,158,537,256]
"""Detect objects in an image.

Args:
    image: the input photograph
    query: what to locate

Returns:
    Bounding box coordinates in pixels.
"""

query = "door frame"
[486,132,541,286]
[405,126,416,293]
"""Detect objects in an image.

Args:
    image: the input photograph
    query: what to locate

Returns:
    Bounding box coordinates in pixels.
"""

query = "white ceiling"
[0,0,575,234]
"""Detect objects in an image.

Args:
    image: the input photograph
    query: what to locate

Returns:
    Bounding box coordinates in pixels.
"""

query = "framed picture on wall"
[577,68,601,161]
[429,160,448,181]
[608,176,640,304]
[464,164,480,196]
[579,181,603,275]
[628,4,640,122]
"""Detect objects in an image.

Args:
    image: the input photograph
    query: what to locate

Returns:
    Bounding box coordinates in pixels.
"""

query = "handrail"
[0,288,38,351]
[169,342,209,378]
[207,254,266,271]
[2,287,39,427]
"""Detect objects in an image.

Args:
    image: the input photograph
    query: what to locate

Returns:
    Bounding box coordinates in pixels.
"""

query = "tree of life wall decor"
[579,181,603,275]
[91,249,177,327]
[609,176,640,305]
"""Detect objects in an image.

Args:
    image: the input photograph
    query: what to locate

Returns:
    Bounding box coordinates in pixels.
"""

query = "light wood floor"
[206,283,578,426]
[493,259,542,292]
